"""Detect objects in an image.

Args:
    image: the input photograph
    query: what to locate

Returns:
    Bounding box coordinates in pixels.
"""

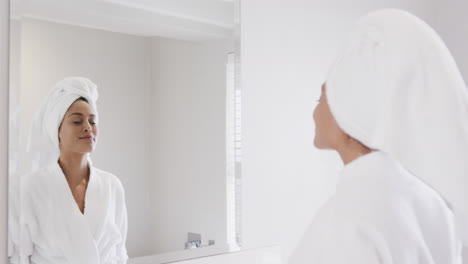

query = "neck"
[336,144,372,165]
[58,152,89,187]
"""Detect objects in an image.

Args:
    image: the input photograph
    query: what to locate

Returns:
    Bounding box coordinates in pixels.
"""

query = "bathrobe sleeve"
[8,231,16,264]
[289,198,382,264]
[315,235,382,264]
[8,223,33,264]
[9,174,35,264]
[291,153,462,264]
[10,192,35,264]
[17,222,34,264]
[8,184,20,264]
[115,179,128,264]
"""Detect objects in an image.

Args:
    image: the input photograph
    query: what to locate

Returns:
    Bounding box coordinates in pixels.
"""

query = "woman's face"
[58,99,98,154]
[313,83,347,150]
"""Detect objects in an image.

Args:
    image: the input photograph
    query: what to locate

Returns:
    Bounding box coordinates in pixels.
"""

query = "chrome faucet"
[184,232,215,249]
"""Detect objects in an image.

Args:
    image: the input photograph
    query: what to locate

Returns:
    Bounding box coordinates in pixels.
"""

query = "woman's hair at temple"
[76,96,88,103]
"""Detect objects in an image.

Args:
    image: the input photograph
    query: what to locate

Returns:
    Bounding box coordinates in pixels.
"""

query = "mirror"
[8,0,241,263]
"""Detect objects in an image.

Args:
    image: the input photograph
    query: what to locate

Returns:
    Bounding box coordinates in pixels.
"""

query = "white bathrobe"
[14,161,128,264]
[290,151,462,264]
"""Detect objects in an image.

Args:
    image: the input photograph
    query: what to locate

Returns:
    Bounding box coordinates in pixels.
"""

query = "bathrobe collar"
[49,158,108,264]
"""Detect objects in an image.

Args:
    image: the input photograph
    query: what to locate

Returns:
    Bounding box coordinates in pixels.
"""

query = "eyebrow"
[68,113,96,118]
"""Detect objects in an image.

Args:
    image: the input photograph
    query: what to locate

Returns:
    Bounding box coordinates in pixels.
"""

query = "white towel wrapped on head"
[27,77,99,171]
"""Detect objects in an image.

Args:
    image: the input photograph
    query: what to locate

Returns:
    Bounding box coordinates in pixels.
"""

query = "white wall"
[240,1,441,263]
[150,37,230,254]
[1,0,9,262]
[432,0,468,84]
[12,18,154,257]
[431,1,468,259]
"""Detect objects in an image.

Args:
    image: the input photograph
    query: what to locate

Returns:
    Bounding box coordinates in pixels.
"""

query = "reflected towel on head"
[27,77,99,171]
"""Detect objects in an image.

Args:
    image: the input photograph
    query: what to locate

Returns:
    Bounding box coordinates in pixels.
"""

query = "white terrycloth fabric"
[290,151,461,264]
[326,8,468,259]
[15,160,128,264]
[27,77,99,172]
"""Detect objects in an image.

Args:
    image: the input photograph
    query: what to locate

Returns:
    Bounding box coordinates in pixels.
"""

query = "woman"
[291,9,467,264]
[13,77,128,264]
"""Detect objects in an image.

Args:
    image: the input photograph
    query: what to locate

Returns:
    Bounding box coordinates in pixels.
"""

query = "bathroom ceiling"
[10,0,235,41]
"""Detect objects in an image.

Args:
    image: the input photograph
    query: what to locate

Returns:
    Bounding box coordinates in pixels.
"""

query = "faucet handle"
[185,232,202,249]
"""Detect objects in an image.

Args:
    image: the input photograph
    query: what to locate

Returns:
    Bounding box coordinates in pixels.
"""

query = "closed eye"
[73,121,97,125]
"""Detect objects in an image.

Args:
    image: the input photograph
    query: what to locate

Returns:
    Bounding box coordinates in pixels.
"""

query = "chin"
[313,138,323,149]
[76,147,94,154]
[314,137,331,150]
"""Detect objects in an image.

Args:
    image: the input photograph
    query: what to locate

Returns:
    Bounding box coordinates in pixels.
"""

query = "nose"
[313,105,318,122]
[84,122,92,132]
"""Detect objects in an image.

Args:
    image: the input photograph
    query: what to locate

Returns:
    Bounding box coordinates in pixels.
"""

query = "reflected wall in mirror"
[8,0,241,263]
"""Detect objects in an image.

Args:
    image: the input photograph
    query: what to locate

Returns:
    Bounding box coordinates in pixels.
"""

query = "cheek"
[313,104,325,128]
[59,124,78,140]
[58,128,70,144]
[317,106,337,139]
[325,113,347,143]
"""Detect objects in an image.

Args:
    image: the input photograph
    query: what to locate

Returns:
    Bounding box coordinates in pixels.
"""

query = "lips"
[80,136,93,140]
